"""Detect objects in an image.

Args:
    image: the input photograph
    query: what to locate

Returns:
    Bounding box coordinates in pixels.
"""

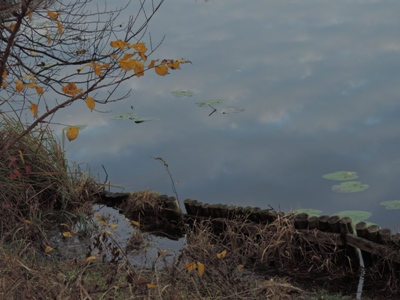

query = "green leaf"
[333,210,372,223]
[111,113,138,120]
[331,181,369,193]
[322,171,359,181]
[195,99,226,107]
[171,89,197,98]
[380,200,400,210]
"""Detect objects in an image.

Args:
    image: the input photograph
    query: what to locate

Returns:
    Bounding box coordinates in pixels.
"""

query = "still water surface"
[63,0,400,230]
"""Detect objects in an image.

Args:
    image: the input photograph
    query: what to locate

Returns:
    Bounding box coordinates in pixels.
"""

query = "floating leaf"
[65,126,79,141]
[158,250,167,256]
[171,89,198,98]
[23,220,31,224]
[216,250,227,259]
[63,232,72,238]
[16,80,24,93]
[334,210,372,223]
[322,171,359,181]
[155,65,169,76]
[220,106,245,114]
[30,103,38,118]
[111,113,138,120]
[185,262,196,273]
[71,229,77,235]
[98,220,108,226]
[103,229,114,235]
[110,224,118,230]
[195,99,226,107]
[85,256,97,263]
[292,209,322,216]
[45,246,53,253]
[197,262,205,276]
[331,181,369,193]
[380,200,400,210]
[86,96,95,111]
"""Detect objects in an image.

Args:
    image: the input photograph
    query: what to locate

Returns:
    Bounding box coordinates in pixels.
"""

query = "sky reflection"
[61,0,400,230]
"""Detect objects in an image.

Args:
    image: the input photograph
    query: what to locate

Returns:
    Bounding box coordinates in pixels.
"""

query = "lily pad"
[380,200,400,210]
[331,181,369,193]
[111,113,138,120]
[292,209,322,216]
[195,99,226,107]
[171,89,197,98]
[333,210,372,223]
[322,171,359,181]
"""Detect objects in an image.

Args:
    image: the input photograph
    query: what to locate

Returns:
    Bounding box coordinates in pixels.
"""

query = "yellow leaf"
[2,70,7,79]
[148,59,158,68]
[85,256,97,263]
[118,59,136,71]
[28,10,33,22]
[110,40,130,50]
[155,65,169,76]
[113,286,119,290]
[45,246,53,253]
[35,85,44,95]
[167,60,180,70]
[216,250,227,259]
[103,229,114,235]
[16,80,24,93]
[1,81,7,89]
[30,103,38,118]
[18,150,25,164]
[61,82,82,96]
[26,82,37,88]
[237,264,244,271]
[10,23,16,33]
[197,262,205,276]
[98,220,108,226]
[23,220,31,224]
[147,283,157,289]
[139,52,147,62]
[71,229,77,235]
[29,51,37,56]
[158,250,167,256]
[86,96,95,111]
[48,11,60,20]
[184,262,196,273]
[63,232,72,238]
[176,58,192,64]
[57,19,63,35]
[23,74,35,79]
[131,42,147,54]
[110,224,118,230]
[76,49,86,55]
[60,223,69,228]
[65,126,79,141]
[130,220,140,227]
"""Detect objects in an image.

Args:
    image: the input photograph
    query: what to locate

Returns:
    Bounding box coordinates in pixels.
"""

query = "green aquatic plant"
[322,171,359,181]
[331,181,369,193]
[292,208,322,216]
[171,89,198,98]
[380,200,400,210]
[333,210,372,223]
[111,113,138,120]
[195,99,226,107]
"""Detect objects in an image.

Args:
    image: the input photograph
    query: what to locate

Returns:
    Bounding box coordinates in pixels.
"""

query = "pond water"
[62,0,400,231]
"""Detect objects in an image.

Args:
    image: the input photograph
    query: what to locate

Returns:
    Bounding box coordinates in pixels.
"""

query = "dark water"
[62,0,400,231]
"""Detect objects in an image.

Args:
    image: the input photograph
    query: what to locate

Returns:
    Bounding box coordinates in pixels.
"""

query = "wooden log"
[317,215,330,231]
[294,213,309,229]
[249,207,261,222]
[226,205,237,219]
[328,216,341,233]
[220,204,229,218]
[308,216,319,230]
[378,228,391,244]
[259,209,278,223]
[298,229,343,245]
[367,225,380,241]
[194,201,204,216]
[210,204,223,218]
[199,203,211,217]
[339,217,359,270]
[184,199,198,216]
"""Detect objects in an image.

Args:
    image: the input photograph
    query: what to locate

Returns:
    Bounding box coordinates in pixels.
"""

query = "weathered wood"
[298,229,343,245]
[308,216,319,229]
[259,209,278,223]
[249,207,262,222]
[294,213,309,229]
[339,217,353,234]
[328,215,341,233]
[317,215,330,231]
[194,201,204,216]
[200,203,211,217]
[184,199,198,216]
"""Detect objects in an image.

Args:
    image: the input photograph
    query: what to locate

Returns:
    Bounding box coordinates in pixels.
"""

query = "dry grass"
[0,117,102,241]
